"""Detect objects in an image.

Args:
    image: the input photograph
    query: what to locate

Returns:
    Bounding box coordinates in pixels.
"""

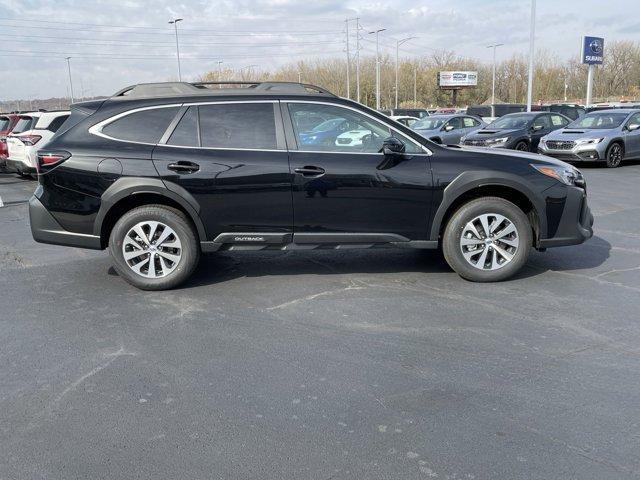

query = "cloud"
[0,0,638,100]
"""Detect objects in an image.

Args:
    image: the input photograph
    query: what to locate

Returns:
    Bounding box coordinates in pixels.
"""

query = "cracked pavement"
[1,164,640,479]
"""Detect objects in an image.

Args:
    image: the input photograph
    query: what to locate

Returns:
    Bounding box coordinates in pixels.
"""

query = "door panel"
[285,102,433,240]
[625,113,640,158]
[152,102,293,239]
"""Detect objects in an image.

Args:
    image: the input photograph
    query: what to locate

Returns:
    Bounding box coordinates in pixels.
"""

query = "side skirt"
[200,232,438,253]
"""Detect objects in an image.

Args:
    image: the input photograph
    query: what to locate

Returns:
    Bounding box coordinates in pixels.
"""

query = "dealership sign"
[582,36,604,65]
[438,71,478,88]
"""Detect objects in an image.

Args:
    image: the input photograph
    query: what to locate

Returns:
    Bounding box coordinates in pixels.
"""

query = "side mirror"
[443,124,455,132]
[627,123,640,131]
[380,136,405,155]
[532,124,544,131]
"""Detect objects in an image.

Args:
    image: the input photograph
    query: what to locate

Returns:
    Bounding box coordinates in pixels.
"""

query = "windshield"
[413,118,446,130]
[489,114,533,130]
[0,117,10,132]
[567,112,628,129]
[312,118,344,132]
[11,117,34,134]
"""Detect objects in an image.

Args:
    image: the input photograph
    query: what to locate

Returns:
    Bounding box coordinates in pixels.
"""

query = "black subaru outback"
[29,81,593,290]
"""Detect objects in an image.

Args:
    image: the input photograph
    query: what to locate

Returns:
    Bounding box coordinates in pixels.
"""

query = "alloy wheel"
[459,213,520,271]
[608,144,623,167]
[122,221,182,278]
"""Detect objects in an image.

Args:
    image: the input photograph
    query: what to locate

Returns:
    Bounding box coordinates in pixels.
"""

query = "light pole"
[395,36,417,108]
[297,71,302,83]
[217,60,224,87]
[65,57,75,103]
[355,17,361,103]
[168,18,183,81]
[486,43,503,105]
[526,0,536,111]
[413,66,417,107]
[369,28,386,110]
[345,19,351,99]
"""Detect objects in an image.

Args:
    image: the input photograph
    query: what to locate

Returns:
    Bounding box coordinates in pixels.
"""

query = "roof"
[111,81,336,100]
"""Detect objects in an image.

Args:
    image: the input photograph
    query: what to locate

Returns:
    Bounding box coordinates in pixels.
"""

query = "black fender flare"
[94,177,207,241]
[429,170,547,241]
[606,138,625,152]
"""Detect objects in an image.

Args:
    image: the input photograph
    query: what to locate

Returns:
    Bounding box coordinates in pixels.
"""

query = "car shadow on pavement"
[166,235,612,289]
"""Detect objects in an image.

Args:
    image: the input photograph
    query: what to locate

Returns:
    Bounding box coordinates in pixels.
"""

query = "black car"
[30,81,593,290]
[462,112,572,151]
[533,104,586,121]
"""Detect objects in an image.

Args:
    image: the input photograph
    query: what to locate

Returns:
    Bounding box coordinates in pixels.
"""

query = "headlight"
[484,137,509,146]
[531,164,581,186]
[575,137,604,145]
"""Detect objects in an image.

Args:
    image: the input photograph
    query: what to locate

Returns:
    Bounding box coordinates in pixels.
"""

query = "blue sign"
[582,36,604,65]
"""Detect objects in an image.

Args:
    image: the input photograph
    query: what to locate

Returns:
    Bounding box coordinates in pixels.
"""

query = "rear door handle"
[294,166,325,177]
[167,161,200,174]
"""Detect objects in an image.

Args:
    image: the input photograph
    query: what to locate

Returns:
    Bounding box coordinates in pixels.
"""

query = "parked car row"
[0,110,70,176]
[392,108,640,168]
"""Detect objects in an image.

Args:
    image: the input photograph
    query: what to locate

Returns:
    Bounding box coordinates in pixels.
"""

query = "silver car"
[412,114,485,145]
[539,109,640,168]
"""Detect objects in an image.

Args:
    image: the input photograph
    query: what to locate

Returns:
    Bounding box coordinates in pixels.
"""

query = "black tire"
[108,205,200,290]
[514,141,529,152]
[442,197,532,282]
[605,142,624,168]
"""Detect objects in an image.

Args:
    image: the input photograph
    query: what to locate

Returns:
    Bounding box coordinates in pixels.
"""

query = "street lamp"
[486,43,504,105]
[395,36,417,108]
[168,18,183,81]
[526,0,536,111]
[369,28,386,110]
[216,60,224,87]
[65,57,75,103]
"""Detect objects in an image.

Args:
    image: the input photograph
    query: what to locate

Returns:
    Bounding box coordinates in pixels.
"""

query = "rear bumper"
[29,195,102,249]
[5,158,36,174]
[539,188,594,248]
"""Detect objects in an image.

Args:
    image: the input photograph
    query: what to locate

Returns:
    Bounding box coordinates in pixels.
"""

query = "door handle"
[294,166,325,177]
[167,161,200,174]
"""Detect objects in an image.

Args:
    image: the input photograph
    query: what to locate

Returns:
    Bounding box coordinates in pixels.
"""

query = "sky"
[0,0,638,101]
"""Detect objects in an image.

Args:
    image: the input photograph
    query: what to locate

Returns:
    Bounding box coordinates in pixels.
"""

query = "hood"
[446,144,573,169]
[545,128,616,140]
[464,128,522,140]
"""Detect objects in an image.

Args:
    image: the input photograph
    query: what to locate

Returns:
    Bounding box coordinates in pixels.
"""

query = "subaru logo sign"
[582,36,604,65]
[589,39,603,55]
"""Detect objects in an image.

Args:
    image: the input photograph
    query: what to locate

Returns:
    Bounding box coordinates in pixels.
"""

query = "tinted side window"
[168,107,199,146]
[462,117,477,127]
[550,114,568,127]
[46,115,70,132]
[12,117,34,134]
[199,103,277,149]
[628,113,640,127]
[533,115,552,129]
[102,107,179,144]
[447,117,463,129]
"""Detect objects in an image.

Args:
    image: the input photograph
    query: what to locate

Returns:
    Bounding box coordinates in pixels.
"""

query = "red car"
[0,114,21,168]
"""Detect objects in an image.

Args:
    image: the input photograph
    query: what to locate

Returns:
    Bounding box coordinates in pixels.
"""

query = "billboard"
[438,71,478,88]
[582,36,604,65]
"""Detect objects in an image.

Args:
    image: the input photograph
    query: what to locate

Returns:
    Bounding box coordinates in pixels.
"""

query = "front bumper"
[538,142,606,162]
[29,195,102,249]
[539,187,594,248]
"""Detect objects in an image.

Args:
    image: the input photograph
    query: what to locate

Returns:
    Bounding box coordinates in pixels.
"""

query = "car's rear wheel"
[605,142,624,168]
[442,197,532,282]
[109,205,200,290]
[514,141,529,152]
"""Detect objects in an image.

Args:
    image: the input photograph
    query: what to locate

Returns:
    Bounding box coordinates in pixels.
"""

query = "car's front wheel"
[514,141,529,152]
[442,197,532,282]
[109,205,200,290]
[605,142,624,168]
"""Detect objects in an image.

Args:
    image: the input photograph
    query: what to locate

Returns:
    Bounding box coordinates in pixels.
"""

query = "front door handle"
[167,161,200,174]
[294,166,325,177]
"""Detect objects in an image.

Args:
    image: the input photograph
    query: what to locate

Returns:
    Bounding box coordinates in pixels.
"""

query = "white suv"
[6,111,70,176]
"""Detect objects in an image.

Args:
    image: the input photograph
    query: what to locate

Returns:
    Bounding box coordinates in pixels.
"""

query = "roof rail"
[111,81,335,99]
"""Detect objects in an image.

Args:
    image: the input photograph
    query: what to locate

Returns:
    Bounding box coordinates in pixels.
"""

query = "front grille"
[546,140,575,150]
[464,139,486,147]
[551,153,579,162]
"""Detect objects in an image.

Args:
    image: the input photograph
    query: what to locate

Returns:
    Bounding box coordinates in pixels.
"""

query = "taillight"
[36,151,70,172]
[20,135,42,146]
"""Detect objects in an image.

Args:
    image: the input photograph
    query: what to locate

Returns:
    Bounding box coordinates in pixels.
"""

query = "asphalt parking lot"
[1,165,639,479]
